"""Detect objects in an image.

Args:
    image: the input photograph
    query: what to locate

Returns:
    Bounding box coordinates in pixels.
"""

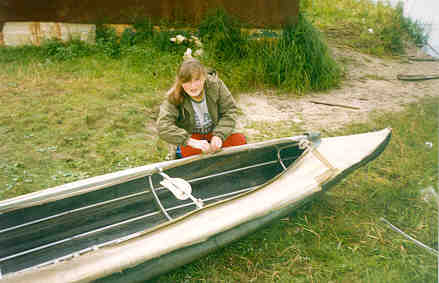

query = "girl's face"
[182,74,205,98]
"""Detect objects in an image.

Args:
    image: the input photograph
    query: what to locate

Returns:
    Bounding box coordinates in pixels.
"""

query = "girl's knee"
[223,133,246,147]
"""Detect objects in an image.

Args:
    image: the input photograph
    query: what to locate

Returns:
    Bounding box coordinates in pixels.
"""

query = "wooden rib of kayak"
[0,128,391,282]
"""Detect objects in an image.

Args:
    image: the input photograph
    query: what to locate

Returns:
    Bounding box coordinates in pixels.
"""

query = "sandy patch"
[237,46,439,134]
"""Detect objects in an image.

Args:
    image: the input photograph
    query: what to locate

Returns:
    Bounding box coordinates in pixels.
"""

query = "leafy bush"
[96,24,121,58]
[121,18,155,46]
[374,2,427,54]
[120,28,137,47]
[396,3,428,47]
[198,8,249,61]
[97,19,196,56]
[151,30,194,53]
[41,39,94,60]
[0,45,42,63]
[132,18,154,43]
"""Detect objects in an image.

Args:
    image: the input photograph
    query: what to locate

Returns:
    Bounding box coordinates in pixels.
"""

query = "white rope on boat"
[157,168,203,209]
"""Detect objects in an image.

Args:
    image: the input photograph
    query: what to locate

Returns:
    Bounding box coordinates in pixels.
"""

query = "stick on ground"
[309,100,360,110]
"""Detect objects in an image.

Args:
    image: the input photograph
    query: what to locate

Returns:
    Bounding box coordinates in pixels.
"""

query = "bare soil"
[237,46,439,134]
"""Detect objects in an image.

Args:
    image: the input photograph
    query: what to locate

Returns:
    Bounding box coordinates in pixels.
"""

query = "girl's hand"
[210,136,223,152]
[187,138,211,153]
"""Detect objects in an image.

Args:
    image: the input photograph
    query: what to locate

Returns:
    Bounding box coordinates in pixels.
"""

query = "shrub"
[96,24,121,58]
[396,3,428,47]
[0,45,42,63]
[198,8,249,61]
[41,39,94,61]
[262,15,341,92]
[119,18,155,46]
[300,0,429,57]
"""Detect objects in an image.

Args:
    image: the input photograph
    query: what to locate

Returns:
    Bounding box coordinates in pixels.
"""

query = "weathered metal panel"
[2,22,96,46]
[0,0,299,27]
[0,23,3,45]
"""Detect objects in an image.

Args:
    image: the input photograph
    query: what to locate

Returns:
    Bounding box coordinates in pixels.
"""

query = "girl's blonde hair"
[167,58,208,106]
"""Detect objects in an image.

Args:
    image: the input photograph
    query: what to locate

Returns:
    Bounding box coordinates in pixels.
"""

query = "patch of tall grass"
[251,15,341,92]
[199,10,341,93]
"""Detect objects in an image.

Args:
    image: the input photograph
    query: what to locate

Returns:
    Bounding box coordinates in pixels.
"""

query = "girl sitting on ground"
[157,58,246,159]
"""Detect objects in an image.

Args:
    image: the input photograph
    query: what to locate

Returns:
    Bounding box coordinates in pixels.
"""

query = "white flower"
[190,36,203,47]
[425,141,433,148]
[195,40,203,47]
[176,35,186,44]
[421,186,436,202]
[183,48,193,60]
[368,28,374,34]
[170,37,177,43]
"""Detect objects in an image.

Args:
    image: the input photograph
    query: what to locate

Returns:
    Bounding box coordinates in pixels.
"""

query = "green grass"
[0,56,173,198]
[150,97,438,283]
[0,2,436,281]
[2,68,436,281]
[301,0,428,56]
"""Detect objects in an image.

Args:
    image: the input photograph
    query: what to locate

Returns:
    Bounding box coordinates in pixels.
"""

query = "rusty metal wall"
[0,0,299,27]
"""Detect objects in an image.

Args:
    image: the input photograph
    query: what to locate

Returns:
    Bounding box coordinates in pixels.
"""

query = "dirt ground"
[236,46,439,134]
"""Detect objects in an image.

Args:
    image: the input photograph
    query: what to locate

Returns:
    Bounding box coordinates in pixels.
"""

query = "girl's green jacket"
[157,73,239,146]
